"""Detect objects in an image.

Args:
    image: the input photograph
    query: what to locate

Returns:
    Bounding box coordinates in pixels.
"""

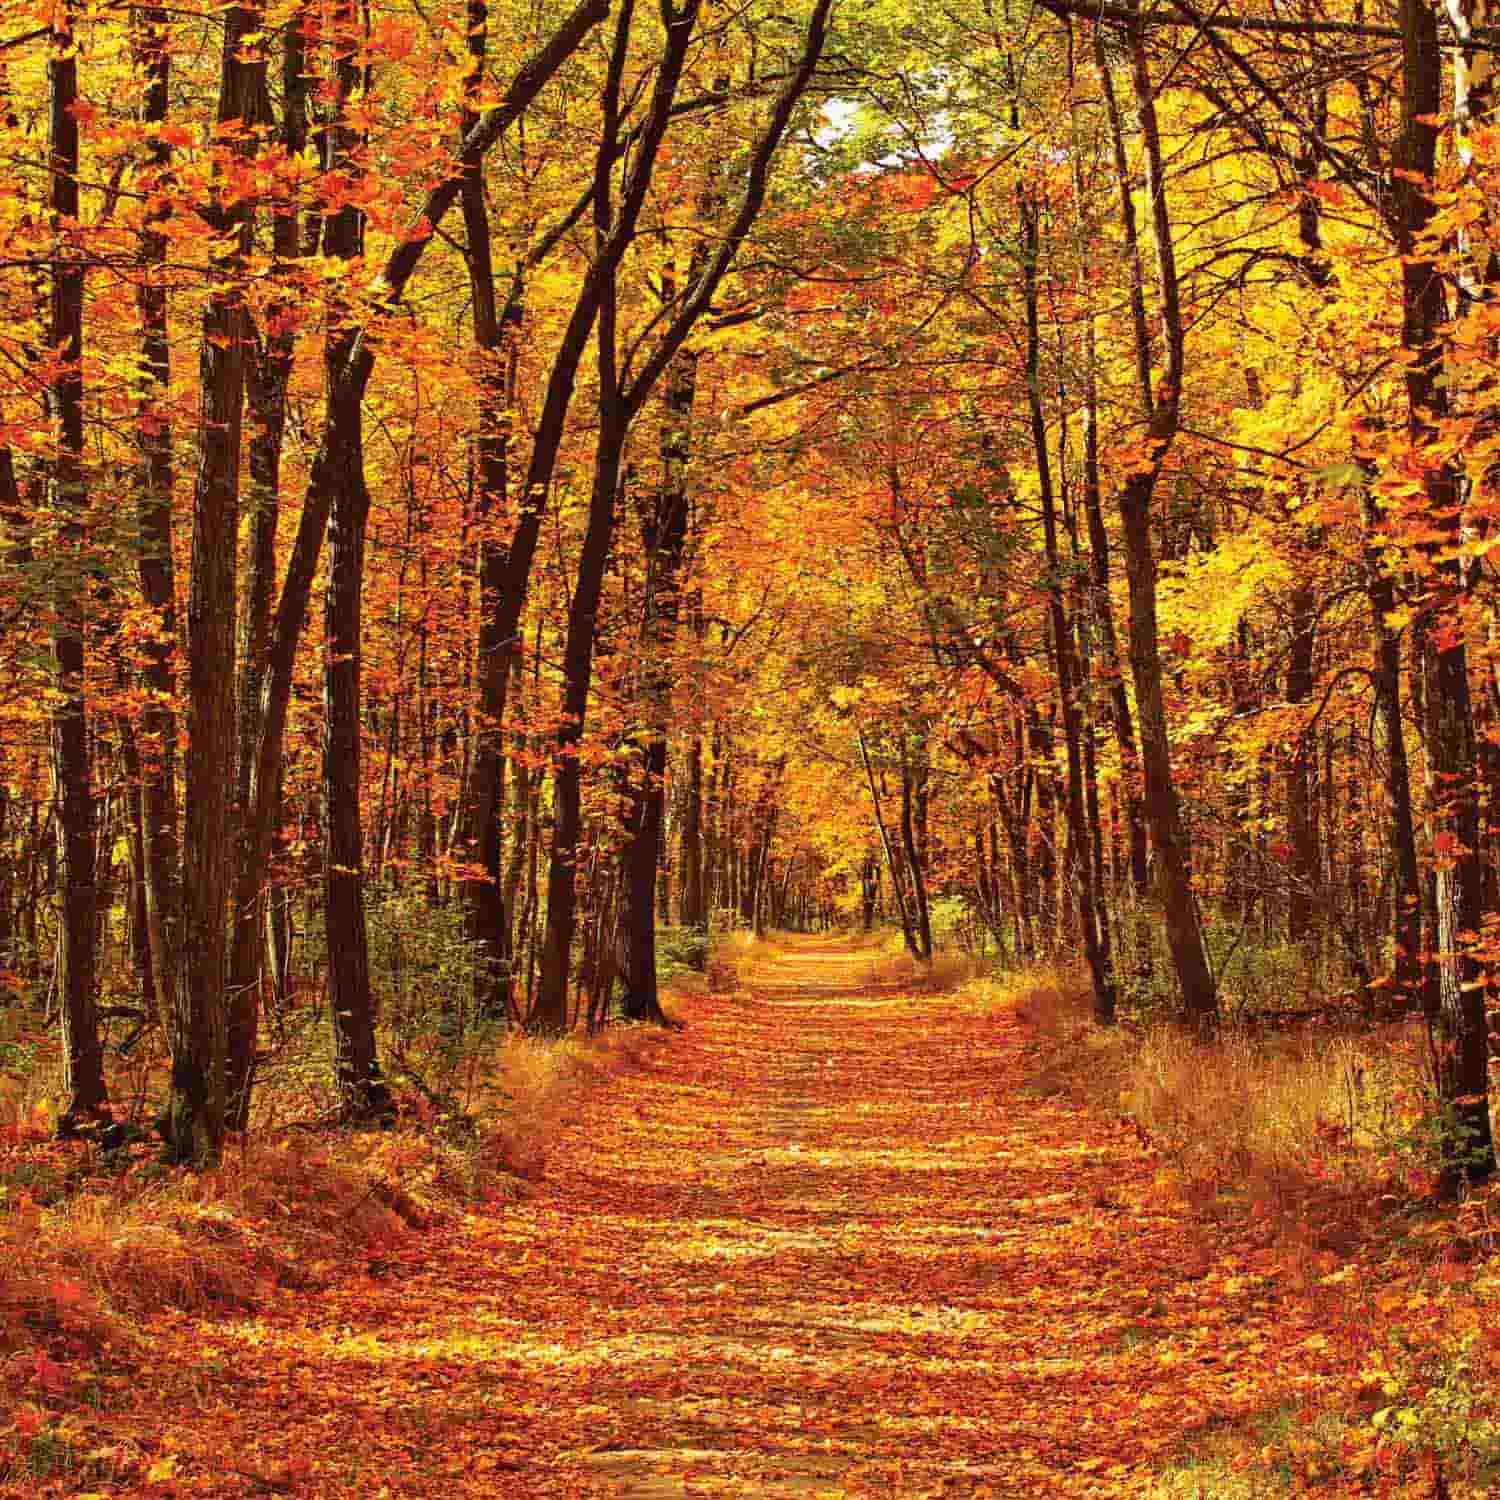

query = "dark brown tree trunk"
[1027,707,1058,954]
[226,0,307,1129]
[455,0,523,1018]
[130,3,181,1038]
[678,718,707,929]
[1362,491,1423,1005]
[166,0,264,1161]
[860,733,920,958]
[120,729,155,1010]
[620,324,701,1024]
[1285,588,1320,942]
[537,397,629,1031]
[751,788,780,940]
[862,854,880,932]
[1103,19,1217,1028]
[323,433,386,1112]
[899,734,934,961]
[47,1,107,1131]
[1022,185,1115,1023]
[320,0,386,1117]
[1389,0,1493,1185]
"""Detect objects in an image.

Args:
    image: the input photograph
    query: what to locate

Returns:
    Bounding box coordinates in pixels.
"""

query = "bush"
[1113,908,1358,1022]
[657,925,709,978]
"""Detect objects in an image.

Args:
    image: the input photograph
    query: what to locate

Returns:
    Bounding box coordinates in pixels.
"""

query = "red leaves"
[30,1351,68,1393]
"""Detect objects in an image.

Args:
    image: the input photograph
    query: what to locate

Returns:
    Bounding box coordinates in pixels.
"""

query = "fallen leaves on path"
[7,942,1496,1496]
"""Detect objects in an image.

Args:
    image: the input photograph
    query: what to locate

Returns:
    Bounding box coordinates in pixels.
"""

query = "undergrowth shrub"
[657,925,710,978]
[995,960,1435,1219]
[708,929,782,991]
[1113,915,1358,1023]
[865,948,988,993]
[929,896,997,955]
[0,974,693,1345]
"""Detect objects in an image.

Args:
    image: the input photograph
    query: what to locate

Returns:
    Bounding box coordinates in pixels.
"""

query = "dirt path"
[111,941,1350,1497]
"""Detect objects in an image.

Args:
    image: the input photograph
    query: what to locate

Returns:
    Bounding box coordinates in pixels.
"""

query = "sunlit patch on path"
[95,938,1353,1497]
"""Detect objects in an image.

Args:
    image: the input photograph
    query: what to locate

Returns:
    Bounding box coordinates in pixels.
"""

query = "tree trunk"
[860,734,920,958]
[1393,0,1494,1187]
[679,719,707,929]
[321,1,386,1117]
[1022,183,1115,1022]
[1363,490,1423,1005]
[456,0,523,1019]
[47,0,107,1130]
[536,400,628,1032]
[1285,588,1320,942]
[1103,18,1216,1028]
[130,2,181,1038]
[226,1,306,1128]
[899,734,934,961]
[166,0,264,1160]
[620,319,701,1024]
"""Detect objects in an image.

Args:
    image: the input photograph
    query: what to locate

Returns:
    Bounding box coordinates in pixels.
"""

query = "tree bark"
[620,304,703,1023]
[226,0,308,1128]
[1392,0,1494,1186]
[859,733,920,958]
[1361,486,1423,1006]
[455,0,524,1019]
[1103,16,1217,1028]
[899,733,934,961]
[47,0,107,1131]
[1022,184,1116,1022]
[678,711,707,929]
[1285,588,1320,942]
[320,0,386,1117]
[130,2,181,1039]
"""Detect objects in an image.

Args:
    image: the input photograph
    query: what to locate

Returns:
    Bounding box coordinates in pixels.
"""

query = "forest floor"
[8,936,1500,1497]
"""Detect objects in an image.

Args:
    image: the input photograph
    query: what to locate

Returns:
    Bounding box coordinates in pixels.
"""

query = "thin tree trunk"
[535,372,631,1031]
[456,0,522,1018]
[130,2,181,1038]
[166,0,263,1160]
[1022,184,1115,1022]
[899,734,934,961]
[1393,0,1494,1186]
[1285,588,1320,942]
[1362,490,1423,1005]
[47,0,107,1130]
[226,0,307,1128]
[679,714,707,929]
[1102,18,1216,1028]
[859,733,920,958]
[321,0,386,1116]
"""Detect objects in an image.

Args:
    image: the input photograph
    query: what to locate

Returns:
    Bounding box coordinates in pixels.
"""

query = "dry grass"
[1122,1021,1419,1195]
[706,929,784,991]
[991,964,1430,1233]
[0,986,693,1353]
[864,948,990,993]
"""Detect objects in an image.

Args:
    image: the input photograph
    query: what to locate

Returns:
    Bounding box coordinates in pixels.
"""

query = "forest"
[7,0,1500,1492]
